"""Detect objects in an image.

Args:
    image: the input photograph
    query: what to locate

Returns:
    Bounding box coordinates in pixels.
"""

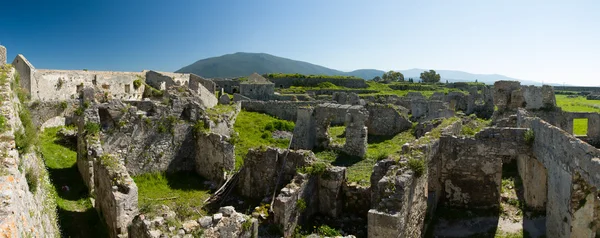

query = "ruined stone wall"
[437,128,530,208]
[195,132,235,183]
[241,100,323,121]
[30,100,79,129]
[94,154,138,238]
[11,54,34,95]
[518,110,600,237]
[237,148,314,198]
[212,78,240,94]
[0,66,60,237]
[365,103,412,136]
[273,166,347,237]
[267,77,368,88]
[494,81,557,112]
[239,83,274,100]
[190,74,216,95]
[368,159,429,238]
[0,45,6,65]
[28,69,146,102]
[145,70,190,90]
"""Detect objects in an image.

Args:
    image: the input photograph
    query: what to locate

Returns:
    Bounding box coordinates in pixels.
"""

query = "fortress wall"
[0,67,60,237]
[31,69,145,102]
[241,100,323,121]
[0,45,6,65]
[268,77,368,88]
[12,54,34,95]
[190,73,216,95]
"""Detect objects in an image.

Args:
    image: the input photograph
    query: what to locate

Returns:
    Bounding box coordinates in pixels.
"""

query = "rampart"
[267,77,368,88]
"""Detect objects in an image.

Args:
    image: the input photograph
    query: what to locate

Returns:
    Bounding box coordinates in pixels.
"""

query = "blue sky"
[1,0,599,86]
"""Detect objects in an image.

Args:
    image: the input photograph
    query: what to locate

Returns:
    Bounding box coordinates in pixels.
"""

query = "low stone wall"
[94,154,138,238]
[0,67,60,237]
[241,100,323,121]
[342,182,371,216]
[268,77,368,88]
[30,100,79,128]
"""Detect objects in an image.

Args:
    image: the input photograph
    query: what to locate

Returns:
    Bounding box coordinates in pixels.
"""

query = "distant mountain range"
[176,52,546,85]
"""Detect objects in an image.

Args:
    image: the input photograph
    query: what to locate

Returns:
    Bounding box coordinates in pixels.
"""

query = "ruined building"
[2,45,600,238]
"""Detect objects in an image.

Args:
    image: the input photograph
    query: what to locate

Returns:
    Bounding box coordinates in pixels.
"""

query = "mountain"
[176,52,539,85]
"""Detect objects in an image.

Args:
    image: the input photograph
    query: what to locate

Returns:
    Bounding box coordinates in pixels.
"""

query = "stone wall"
[493,81,556,112]
[145,70,189,90]
[267,77,368,88]
[437,128,531,208]
[195,132,235,183]
[368,158,429,238]
[237,148,314,198]
[93,154,138,238]
[190,74,216,95]
[239,82,274,100]
[365,103,412,136]
[0,66,60,237]
[292,103,368,158]
[241,100,323,121]
[0,45,5,65]
[517,109,600,237]
[30,100,79,128]
[12,54,34,95]
[212,78,240,94]
[273,166,346,237]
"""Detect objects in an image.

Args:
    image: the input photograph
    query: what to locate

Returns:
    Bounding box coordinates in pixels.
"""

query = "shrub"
[74,107,84,116]
[407,158,425,177]
[524,129,535,146]
[317,225,341,236]
[242,219,253,231]
[263,120,295,132]
[133,79,142,89]
[25,167,38,193]
[0,115,6,133]
[261,132,271,139]
[193,120,209,135]
[298,162,327,175]
[296,198,307,212]
[84,122,100,136]
[59,101,68,110]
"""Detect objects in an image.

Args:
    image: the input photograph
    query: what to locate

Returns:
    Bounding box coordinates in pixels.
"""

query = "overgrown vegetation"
[232,111,293,169]
[133,77,143,89]
[297,162,328,175]
[524,129,535,146]
[133,172,211,221]
[327,126,346,146]
[205,104,236,122]
[461,116,491,136]
[40,126,107,237]
[296,198,307,212]
[265,73,361,80]
[407,158,425,177]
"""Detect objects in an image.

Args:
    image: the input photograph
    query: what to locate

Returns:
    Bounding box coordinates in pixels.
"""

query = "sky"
[1,0,599,86]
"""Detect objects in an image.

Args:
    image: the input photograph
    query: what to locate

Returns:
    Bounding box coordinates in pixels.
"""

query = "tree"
[382,70,404,83]
[420,70,441,83]
[372,76,382,82]
[408,78,414,83]
[446,80,449,84]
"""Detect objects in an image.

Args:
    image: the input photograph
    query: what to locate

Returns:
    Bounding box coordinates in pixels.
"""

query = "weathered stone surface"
[219,94,231,104]
[0,45,6,65]
[203,208,257,238]
[237,148,315,198]
[365,103,412,136]
[94,154,138,238]
[195,132,235,183]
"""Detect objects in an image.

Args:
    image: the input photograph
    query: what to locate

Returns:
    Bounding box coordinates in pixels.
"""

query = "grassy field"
[40,126,107,237]
[233,110,294,169]
[555,95,600,135]
[133,172,211,221]
[315,130,416,185]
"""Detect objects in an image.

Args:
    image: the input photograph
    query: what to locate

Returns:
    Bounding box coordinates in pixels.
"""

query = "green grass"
[205,104,237,122]
[555,95,599,135]
[573,118,588,136]
[232,110,293,169]
[328,126,346,146]
[133,172,211,220]
[314,130,416,185]
[40,126,107,237]
[556,95,600,113]
[360,81,467,98]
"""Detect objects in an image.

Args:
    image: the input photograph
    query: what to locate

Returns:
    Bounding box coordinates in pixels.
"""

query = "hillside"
[176,52,539,85]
